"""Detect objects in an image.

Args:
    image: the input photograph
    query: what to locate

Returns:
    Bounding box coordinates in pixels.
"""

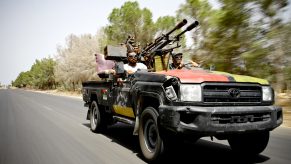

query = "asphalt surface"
[0,89,291,164]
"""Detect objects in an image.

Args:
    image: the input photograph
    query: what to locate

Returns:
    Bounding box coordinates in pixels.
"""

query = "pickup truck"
[82,20,282,162]
[82,65,282,162]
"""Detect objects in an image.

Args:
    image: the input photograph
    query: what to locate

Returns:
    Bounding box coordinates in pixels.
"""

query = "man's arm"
[139,63,148,70]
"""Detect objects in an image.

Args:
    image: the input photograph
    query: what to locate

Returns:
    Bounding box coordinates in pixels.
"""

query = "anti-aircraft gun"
[140,19,199,70]
[102,19,199,74]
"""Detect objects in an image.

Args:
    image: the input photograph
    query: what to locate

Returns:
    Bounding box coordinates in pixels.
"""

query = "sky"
[0,0,187,85]
[0,0,290,85]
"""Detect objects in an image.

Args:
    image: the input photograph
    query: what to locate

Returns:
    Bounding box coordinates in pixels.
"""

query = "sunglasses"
[174,56,182,59]
[128,54,138,58]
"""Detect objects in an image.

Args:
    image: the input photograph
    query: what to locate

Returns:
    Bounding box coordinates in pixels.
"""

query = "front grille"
[203,83,262,104]
[211,113,271,124]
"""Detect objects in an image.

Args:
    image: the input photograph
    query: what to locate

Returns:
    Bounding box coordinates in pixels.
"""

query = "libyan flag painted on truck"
[157,69,269,85]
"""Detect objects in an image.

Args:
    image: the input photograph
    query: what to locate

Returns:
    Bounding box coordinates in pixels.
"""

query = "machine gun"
[141,19,187,53]
[140,19,199,70]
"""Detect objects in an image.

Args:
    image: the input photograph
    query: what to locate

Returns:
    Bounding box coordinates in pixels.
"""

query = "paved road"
[0,89,290,164]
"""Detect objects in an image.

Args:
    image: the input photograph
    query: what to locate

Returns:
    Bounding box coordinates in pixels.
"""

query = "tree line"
[12,0,291,92]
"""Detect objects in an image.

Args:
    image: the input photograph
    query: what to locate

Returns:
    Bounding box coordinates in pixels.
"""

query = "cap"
[128,52,137,56]
[172,53,183,57]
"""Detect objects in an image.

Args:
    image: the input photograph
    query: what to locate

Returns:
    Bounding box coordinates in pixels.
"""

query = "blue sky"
[0,0,290,85]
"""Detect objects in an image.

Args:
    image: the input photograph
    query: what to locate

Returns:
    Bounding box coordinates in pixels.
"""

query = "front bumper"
[158,105,282,136]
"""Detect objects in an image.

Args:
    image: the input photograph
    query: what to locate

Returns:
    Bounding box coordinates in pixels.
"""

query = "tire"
[90,101,106,133]
[139,107,164,162]
[228,131,270,156]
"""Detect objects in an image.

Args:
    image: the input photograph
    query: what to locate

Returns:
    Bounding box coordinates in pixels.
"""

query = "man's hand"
[182,60,199,68]
[177,63,184,69]
[126,70,135,74]
[104,69,116,75]
[190,61,199,67]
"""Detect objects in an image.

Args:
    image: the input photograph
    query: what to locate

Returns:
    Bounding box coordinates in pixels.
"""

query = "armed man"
[169,52,199,70]
[124,35,147,74]
[124,51,147,74]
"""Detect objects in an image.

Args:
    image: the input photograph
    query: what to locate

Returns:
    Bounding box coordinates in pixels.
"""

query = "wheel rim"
[144,119,157,152]
[91,105,98,128]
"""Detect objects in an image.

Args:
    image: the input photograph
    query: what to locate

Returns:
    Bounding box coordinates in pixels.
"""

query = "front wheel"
[228,131,270,156]
[139,107,164,162]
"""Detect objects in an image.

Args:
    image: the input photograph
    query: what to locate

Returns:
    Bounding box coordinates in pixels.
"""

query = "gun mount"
[101,19,199,74]
[140,19,199,70]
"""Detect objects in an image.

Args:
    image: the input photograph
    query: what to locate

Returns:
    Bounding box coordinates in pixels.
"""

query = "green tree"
[154,16,188,47]
[253,0,289,91]
[30,58,56,89]
[155,16,176,36]
[104,1,155,47]
[203,0,257,73]
[177,0,214,51]
[13,71,32,88]
[13,58,56,89]
[272,22,291,91]
[178,0,288,82]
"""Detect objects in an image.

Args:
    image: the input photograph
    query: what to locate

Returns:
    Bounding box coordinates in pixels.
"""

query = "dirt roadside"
[276,93,291,128]
[23,88,82,99]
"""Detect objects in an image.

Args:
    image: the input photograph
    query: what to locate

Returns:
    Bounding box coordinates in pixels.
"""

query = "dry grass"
[276,93,291,128]
[24,88,82,99]
[282,110,291,128]
[44,89,82,98]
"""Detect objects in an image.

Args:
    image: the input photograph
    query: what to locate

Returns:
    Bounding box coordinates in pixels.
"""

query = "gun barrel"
[176,21,199,38]
[143,42,155,52]
[186,20,199,31]
[142,19,188,54]
[165,19,188,36]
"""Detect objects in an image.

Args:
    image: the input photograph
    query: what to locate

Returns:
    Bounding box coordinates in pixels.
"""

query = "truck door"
[112,81,135,118]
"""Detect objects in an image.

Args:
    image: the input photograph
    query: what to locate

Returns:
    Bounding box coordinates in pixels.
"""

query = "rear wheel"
[139,107,164,162]
[228,131,270,156]
[90,101,106,132]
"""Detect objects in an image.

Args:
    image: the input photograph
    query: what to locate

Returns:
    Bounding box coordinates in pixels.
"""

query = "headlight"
[180,84,202,102]
[262,86,273,101]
